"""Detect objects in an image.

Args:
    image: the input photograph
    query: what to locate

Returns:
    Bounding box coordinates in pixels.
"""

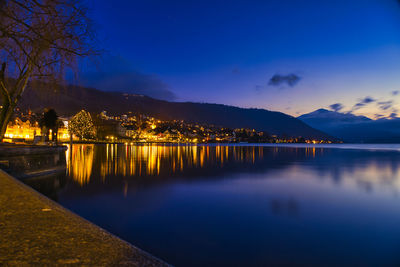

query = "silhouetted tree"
[0,0,97,141]
[40,108,58,142]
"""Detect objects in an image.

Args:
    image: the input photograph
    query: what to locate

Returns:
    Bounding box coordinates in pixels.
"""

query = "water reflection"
[64,144,400,196]
[24,173,66,201]
[66,144,94,186]
[67,144,270,182]
[57,144,400,266]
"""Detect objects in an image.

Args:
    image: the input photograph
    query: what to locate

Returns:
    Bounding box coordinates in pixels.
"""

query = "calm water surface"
[40,144,400,266]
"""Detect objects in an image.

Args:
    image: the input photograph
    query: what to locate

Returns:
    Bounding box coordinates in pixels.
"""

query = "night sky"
[79,0,400,119]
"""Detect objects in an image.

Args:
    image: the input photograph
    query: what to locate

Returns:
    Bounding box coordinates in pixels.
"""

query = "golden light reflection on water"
[99,144,263,178]
[66,144,94,186]
[66,144,268,185]
[65,144,400,194]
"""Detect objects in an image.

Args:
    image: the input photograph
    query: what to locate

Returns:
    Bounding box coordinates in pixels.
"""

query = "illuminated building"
[4,118,40,140]
[4,117,73,142]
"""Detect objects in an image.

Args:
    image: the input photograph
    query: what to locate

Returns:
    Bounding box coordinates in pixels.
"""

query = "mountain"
[299,109,400,143]
[298,109,372,124]
[16,83,331,139]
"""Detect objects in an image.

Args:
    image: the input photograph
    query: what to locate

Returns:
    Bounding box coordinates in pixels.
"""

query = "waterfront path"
[0,169,169,266]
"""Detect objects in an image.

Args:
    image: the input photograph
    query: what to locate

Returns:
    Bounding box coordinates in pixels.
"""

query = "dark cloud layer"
[77,55,176,101]
[378,100,393,111]
[82,71,176,100]
[329,103,344,112]
[360,96,375,104]
[268,74,301,87]
[347,94,398,119]
[393,90,399,96]
[351,96,375,111]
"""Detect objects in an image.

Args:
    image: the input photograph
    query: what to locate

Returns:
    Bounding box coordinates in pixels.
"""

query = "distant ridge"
[18,83,331,139]
[298,109,372,124]
[299,109,400,143]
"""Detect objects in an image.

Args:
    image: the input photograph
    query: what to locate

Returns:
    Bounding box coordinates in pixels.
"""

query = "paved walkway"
[0,169,169,266]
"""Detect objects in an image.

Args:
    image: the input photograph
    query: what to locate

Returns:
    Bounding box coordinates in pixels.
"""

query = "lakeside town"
[3,108,334,145]
[5,0,399,265]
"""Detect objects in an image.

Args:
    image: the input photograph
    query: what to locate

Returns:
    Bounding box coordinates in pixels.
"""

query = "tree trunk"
[0,102,14,142]
[0,65,31,142]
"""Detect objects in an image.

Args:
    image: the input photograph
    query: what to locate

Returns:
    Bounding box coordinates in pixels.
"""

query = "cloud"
[389,112,398,119]
[77,55,176,101]
[351,96,376,111]
[374,114,385,120]
[377,100,393,111]
[268,73,301,87]
[393,90,399,96]
[329,103,344,112]
[83,71,176,100]
[360,96,375,104]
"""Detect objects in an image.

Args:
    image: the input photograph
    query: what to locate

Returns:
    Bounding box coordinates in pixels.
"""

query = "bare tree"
[0,0,97,141]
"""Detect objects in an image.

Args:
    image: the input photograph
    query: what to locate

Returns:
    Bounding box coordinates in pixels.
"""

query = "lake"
[29,144,400,266]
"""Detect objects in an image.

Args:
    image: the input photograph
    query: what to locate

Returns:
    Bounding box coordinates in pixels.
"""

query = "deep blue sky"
[80,0,400,118]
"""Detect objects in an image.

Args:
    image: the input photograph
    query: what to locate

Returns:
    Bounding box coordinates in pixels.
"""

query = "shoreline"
[0,168,170,266]
[65,142,400,151]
